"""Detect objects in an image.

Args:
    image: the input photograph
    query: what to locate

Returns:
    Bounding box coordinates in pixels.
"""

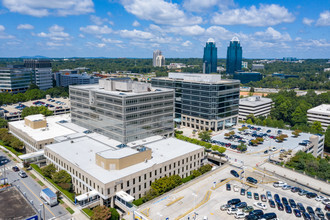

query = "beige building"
[8,114,76,152]
[239,96,273,121]
[45,135,204,208]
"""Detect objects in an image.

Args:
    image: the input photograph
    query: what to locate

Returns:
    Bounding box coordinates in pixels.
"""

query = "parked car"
[18,171,27,178]
[289,199,297,208]
[227,207,239,215]
[233,185,240,192]
[325,212,330,219]
[291,187,301,193]
[220,204,231,211]
[307,192,318,199]
[273,181,287,188]
[315,207,325,218]
[307,206,315,216]
[259,212,277,220]
[315,195,326,202]
[322,199,330,205]
[282,185,292,190]
[266,191,272,200]
[297,203,306,212]
[253,202,267,210]
[302,212,311,220]
[277,202,284,211]
[226,183,231,191]
[249,210,264,217]
[268,199,276,208]
[243,206,254,213]
[285,205,292,214]
[294,209,302,218]
[299,190,309,196]
[282,197,289,206]
[235,212,248,219]
[228,199,241,206]
[247,192,252,199]
[240,188,246,196]
[261,194,267,202]
[246,177,258,184]
[245,215,259,220]
[12,166,20,172]
[231,170,240,178]
[254,193,259,200]
[236,202,248,209]
[274,194,280,203]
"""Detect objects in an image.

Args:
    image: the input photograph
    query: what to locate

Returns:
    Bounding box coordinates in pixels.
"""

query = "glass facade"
[233,72,262,84]
[0,67,32,93]
[70,86,174,144]
[203,40,217,74]
[151,78,240,130]
[226,38,242,74]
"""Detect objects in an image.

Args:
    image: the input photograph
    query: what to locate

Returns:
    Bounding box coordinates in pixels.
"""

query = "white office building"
[152,50,162,67]
[252,64,264,70]
[239,96,273,120]
[155,55,165,67]
[307,104,330,131]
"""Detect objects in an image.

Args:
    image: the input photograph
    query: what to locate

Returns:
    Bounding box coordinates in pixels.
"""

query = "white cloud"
[119,29,154,40]
[211,4,295,26]
[316,10,330,26]
[183,0,234,12]
[86,42,107,48]
[36,24,70,41]
[254,27,291,41]
[0,25,15,39]
[17,24,34,30]
[182,40,192,47]
[205,26,234,40]
[121,0,202,26]
[90,15,110,26]
[166,25,205,36]
[132,20,140,27]
[302,18,314,26]
[298,39,330,47]
[2,0,94,17]
[102,38,123,44]
[80,25,112,35]
[79,34,85,38]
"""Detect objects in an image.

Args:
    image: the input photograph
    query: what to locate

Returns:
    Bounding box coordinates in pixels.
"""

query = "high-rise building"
[153,50,162,67]
[24,60,53,90]
[226,37,242,74]
[203,38,217,74]
[70,78,174,143]
[152,73,240,131]
[0,65,32,93]
[155,55,165,67]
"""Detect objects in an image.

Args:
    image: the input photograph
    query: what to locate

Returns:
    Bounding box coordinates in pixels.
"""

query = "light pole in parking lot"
[192,192,197,214]
[40,203,45,220]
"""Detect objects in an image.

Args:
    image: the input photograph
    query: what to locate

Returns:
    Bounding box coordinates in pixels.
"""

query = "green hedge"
[182,175,194,183]
[0,140,23,156]
[66,207,74,214]
[82,208,94,217]
[132,198,144,206]
[31,164,75,202]
[175,134,213,149]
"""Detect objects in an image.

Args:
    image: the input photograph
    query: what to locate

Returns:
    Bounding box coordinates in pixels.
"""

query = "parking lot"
[133,164,329,220]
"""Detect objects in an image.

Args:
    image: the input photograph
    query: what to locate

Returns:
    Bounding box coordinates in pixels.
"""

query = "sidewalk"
[260,162,330,195]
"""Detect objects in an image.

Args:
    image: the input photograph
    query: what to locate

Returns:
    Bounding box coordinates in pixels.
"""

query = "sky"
[0,0,329,59]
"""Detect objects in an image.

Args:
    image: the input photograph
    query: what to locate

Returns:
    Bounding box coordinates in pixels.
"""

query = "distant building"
[155,55,165,67]
[272,73,299,79]
[0,65,32,93]
[55,72,100,87]
[307,104,330,131]
[239,96,273,120]
[24,60,53,90]
[152,73,240,131]
[252,64,264,71]
[241,61,248,69]
[324,68,330,72]
[226,37,242,74]
[203,38,217,73]
[167,63,186,69]
[283,57,297,62]
[153,50,162,67]
[70,78,174,143]
[233,72,262,84]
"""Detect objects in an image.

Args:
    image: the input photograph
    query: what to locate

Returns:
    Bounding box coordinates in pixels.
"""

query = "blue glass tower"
[203,38,217,74]
[226,37,242,74]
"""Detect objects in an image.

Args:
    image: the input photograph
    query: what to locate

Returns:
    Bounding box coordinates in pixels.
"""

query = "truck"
[40,188,57,207]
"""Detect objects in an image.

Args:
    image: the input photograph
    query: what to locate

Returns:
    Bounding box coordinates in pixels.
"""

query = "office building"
[155,55,165,67]
[153,50,162,67]
[0,65,32,93]
[252,64,264,71]
[233,72,262,84]
[226,37,242,74]
[283,57,297,62]
[272,73,299,79]
[241,61,248,69]
[239,96,273,120]
[151,73,240,131]
[70,78,174,144]
[203,38,217,73]
[307,104,330,131]
[24,60,53,90]
[55,72,100,87]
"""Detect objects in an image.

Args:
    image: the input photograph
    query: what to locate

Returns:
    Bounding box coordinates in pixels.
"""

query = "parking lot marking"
[166,196,184,207]
[21,180,56,217]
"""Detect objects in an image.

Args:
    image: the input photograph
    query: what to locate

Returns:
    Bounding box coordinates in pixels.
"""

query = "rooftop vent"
[137,146,146,152]
[116,144,127,149]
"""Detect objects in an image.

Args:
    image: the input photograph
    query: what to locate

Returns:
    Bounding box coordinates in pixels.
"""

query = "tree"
[198,131,211,142]
[217,147,226,154]
[28,84,40,90]
[292,129,302,137]
[325,126,330,152]
[311,121,323,133]
[0,118,8,128]
[191,170,202,178]
[237,143,247,152]
[10,138,24,151]
[211,145,219,151]
[109,208,119,220]
[246,119,253,125]
[41,164,56,178]
[92,206,111,220]
[21,106,53,118]
[52,170,72,184]
[249,87,255,93]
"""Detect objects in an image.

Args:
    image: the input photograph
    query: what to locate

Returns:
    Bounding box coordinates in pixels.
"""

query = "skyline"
[0,0,329,58]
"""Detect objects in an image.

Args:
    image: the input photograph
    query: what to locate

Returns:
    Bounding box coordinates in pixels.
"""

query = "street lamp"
[192,192,198,216]
[40,203,45,220]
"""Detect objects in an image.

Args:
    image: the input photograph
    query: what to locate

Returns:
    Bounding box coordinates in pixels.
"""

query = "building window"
[139,176,141,182]
[155,170,157,175]
[160,168,162,174]
[182,159,184,165]
[121,183,123,189]
[178,161,180,166]
[174,162,176,168]
[107,188,110,194]
[150,172,152,178]
[139,185,141,191]
[144,183,146,189]
[127,181,130,187]
[133,187,135,193]
[133,178,135,184]
[144,174,146,180]
[164,166,167,171]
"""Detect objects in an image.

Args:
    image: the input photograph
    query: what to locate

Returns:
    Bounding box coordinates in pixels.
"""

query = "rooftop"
[9,114,76,141]
[0,186,38,219]
[25,114,44,121]
[46,136,203,185]
[239,96,273,107]
[307,104,330,116]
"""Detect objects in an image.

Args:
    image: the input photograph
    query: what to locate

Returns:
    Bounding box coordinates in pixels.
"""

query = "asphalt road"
[0,151,69,220]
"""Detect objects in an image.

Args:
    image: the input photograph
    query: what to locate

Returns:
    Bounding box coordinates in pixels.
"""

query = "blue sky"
[0,0,329,58]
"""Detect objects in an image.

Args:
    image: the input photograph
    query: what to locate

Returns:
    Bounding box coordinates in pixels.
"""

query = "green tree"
[0,118,8,128]
[198,131,211,142]
[21,106,53,118]
[237,143,247,152]
[217,147,226,154]
[325,126,330,152]
[191,170,202,178]
[109,208,119,220]
[92,206,111,220]
[52,170,72,184]
[10,138,24,151]
[41,164,57,178]
[311,121,323,133]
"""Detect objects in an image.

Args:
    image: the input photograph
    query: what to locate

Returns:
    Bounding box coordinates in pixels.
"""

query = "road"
[0,150,69,220]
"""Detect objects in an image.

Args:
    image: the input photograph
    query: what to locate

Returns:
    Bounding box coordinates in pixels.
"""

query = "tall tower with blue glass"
[203,38,217,74]
[226,37,242,74]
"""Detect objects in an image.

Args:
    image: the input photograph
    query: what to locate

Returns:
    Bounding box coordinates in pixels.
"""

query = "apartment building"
[239,96,273,120]
[151,73,240,131]
[307,104,330,131]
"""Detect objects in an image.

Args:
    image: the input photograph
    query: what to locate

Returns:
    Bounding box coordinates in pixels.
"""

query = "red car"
[225,143,231,147]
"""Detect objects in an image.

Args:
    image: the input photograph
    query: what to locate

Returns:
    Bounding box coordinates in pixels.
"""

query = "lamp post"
[192,192,198,218]
[40,203,45,220]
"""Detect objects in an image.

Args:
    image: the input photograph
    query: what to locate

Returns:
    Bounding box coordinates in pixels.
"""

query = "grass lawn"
[37,180,45,186]
[82,208,94,217]
[66,207,74,214]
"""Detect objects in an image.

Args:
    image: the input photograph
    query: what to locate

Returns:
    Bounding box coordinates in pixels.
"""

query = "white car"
[254,202,267,210]
[235,212,247,219]
[227,207,239,215]
[316,196,327,202]
[273,181,287,188]
[282,185,292,190]
[322,199,330,205]
[270,147,277,152]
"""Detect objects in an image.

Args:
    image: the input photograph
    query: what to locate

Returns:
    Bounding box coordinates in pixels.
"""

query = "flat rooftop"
[239,96,272,107]
[308,104,330,116]
[9,114,76,141]
[46,136,203,185]
[0,186,38,220]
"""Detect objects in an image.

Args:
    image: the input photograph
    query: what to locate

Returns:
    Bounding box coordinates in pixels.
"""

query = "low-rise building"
[55,72,100,87]
[307,104,330,131]
[233,72,262,84]
[239,96,273,120]
[252,64,264,70]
